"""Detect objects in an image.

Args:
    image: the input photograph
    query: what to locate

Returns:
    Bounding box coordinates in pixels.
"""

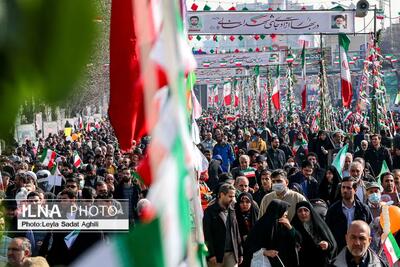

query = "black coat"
[364,146,393,177]
[291,201,337,267]
[266,148,286,170]
[325,198,373,251]
[244,199,301,267]
[203,202,243,263]
[40,231,103,266]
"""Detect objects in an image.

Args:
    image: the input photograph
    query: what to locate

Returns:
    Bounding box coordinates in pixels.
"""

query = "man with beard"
[354,140,369,159]
[203,183,243,267]
[114,167,141,224]
[330,220,387,266]
[380,172,400,205]
[326,177,373,251]
[266,137,286,170]
[364,134,393,177]
[83,164,103,189]
[306,152,325,184]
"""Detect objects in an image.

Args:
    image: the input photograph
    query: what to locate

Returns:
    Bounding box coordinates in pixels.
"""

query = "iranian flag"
[223,82,232,106]
[72,0,203,265]
[383,232,400,267]
[234,90,239,107]
[377,160,390,184]
[332,144,348,178]
[233,80,239,107]
[339,34,353,108]
[73,151,82,168]
[213,84,219,104]
[344,110,353,121]
[272,65,281,110]
[108,0,168,151]
[78,116,83,130]
[301,42,307,111]
[40,149,56,169]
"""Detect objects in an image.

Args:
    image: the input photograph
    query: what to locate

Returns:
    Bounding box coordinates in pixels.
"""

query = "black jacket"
[266,148,286,170]
[203,202,243,263]
[325,198,373,251]
[364,146,393,177]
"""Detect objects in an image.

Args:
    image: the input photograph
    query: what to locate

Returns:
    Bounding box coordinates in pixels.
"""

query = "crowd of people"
[0,121,148,266]
[198,111,400,267]
[0,111,399,267]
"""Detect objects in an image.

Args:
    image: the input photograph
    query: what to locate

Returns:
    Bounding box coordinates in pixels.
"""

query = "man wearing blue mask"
[365,182,382,219]
[258,169,306,221]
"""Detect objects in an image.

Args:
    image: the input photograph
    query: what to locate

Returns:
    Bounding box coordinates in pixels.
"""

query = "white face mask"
[288,162,295,167]
[272,183,286,193]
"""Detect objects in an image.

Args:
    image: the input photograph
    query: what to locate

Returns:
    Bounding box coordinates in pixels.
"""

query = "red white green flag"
[73,0,202,266]
[40,148,56,169]
[339,34,353,108]
[272,65,281,110]
[301,42,307,111]
[383,232,400,267]
[223,82,232,106]
[73,151,82,168]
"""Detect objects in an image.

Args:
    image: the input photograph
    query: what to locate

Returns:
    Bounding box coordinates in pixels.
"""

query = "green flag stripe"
[388,232,400,258]
[117,218,165,267]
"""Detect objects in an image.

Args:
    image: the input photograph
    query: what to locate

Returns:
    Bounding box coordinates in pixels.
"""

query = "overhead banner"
[196,67,255,79]
[195,52,282,69]
[187,11,355,34]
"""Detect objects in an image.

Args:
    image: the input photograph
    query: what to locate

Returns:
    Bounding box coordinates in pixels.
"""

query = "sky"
[191,0,400,31]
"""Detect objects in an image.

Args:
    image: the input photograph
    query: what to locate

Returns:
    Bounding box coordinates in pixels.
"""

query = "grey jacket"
[330,247,388,267]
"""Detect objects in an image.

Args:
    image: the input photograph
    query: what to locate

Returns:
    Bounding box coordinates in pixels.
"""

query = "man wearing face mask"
[258,169,306,221]
[365,182,383,219]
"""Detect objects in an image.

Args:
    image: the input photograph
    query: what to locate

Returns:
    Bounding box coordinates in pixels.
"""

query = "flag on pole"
[48,162,62,186]
[377,160,390,184]
[383,232,400,267]
[78,116,83,130]
[73,0,202,266]
[108,0,168,151]
[213,84,219,105]
[234,90,239,107]
[301,42,307,111]
[223,82,232,106]
[73,151,83,168]
[332,144,348,178]
[339,34,353,108]
[272,65,281,110]
[40,149,57,169]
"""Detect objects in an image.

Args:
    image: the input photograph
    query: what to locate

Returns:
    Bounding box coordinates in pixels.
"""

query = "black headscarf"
[235,192,259,239]
[244,199,290,254]
[291,201,337,265]
[318,166,341,205]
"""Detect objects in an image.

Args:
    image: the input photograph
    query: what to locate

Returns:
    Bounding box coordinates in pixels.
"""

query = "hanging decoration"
[286,52,295,123]
[191,2,198,11]
[203,3,211,11]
